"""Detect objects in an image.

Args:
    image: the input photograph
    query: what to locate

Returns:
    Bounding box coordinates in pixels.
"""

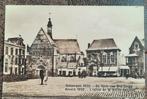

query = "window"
[15,58,17,65]
[5,59,8,72]
[61,56,67,62]
[11,48,13,55]
[102,52,107,64]
[107,53,110,65]
[70,55,76,62]
[22,50,25,55]
[19,49,21,55]
[19,58,21,65]
[15,49,18,55]
[134,42,140,51]
[135,43,139,49]
[110,52,115,64]
[5,47,8,55]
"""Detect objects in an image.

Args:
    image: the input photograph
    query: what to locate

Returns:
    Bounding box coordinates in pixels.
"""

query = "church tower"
[47,18,53,39]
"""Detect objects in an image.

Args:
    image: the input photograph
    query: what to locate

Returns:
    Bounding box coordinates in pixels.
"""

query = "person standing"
[40,69,45,85]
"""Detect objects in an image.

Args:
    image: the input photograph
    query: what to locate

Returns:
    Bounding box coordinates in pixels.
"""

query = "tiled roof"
[140,38,144,46]
[87,38,120,50]
[54,39,81,54]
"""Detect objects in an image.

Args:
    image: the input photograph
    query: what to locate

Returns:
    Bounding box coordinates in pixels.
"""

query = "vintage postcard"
[1,1,145,99]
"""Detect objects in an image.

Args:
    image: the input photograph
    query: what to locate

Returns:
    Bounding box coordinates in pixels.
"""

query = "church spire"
[47,17,53,39]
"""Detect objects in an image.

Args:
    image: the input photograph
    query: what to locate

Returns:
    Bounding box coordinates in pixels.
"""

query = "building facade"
[126,36,144,77]
[86,38,121,76]
[54,39,84,76]
[3,37,26,75]
[27,18,84,77]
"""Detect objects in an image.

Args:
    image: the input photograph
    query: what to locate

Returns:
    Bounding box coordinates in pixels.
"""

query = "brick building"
[27,18,84,77]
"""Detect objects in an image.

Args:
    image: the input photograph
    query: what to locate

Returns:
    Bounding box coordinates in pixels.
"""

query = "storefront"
[98,66,119,77]
[118,66,130,77]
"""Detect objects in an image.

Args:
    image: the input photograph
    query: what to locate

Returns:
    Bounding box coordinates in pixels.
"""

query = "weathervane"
[49,12,51,18]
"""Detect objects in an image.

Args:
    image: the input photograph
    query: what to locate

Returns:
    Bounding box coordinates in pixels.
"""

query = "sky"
[5,5,144,56]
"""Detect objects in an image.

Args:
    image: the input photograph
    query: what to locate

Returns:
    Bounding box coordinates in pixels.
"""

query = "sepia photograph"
[2,5,145,98]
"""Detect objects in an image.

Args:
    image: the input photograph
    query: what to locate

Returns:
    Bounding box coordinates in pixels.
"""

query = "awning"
[119,66,129,69]
[126,53,138,57]
[99,67,118,72]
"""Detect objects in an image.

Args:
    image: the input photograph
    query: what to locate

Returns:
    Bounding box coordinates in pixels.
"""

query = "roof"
[140,38,144,46]
[40,28,55,45]
[87,38,120,51]
[31,28,55,48]
[6,37,25,47]
[54,39,81,54]
[129,36,144,50]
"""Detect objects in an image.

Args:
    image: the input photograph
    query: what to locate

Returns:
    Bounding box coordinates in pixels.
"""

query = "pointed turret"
[47,18,53,39]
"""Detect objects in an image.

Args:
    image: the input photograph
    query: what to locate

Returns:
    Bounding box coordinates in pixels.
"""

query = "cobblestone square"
[2,77,145,98]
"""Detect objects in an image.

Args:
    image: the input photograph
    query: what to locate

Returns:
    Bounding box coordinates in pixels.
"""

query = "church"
[27,18,84,77]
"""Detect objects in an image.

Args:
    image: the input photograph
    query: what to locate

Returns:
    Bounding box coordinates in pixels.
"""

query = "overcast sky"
[5,5,144,56]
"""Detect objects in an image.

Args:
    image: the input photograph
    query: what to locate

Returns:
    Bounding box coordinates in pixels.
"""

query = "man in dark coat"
[40,69,45,85]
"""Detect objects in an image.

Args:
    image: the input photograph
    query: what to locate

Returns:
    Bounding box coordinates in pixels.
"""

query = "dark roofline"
[129,36,144,50]
[54,38,81,53]
[86,48,121,51]
[54,39,78,41]
[90,38,115,45]
[87,38,121,51]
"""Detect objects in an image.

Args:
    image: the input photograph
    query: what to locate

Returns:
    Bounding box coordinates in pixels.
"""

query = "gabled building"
[27,18,84,77]
[3,36,26,75]
[126,36,144,77]
[86,38,121,76]
[54,39,84,76]
[27,27,56,76]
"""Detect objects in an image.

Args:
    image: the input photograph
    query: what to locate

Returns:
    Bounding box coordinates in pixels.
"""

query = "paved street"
[2,77,145,98]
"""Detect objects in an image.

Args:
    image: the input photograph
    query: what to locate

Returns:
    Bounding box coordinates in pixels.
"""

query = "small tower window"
[134,42,140,51]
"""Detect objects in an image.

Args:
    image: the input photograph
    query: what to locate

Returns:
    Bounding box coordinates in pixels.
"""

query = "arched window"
[102,52,107,64]
[110,52,115,64]
[134,42,140,51]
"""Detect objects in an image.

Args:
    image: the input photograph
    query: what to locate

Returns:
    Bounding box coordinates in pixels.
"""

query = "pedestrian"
[40,69,45,85]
